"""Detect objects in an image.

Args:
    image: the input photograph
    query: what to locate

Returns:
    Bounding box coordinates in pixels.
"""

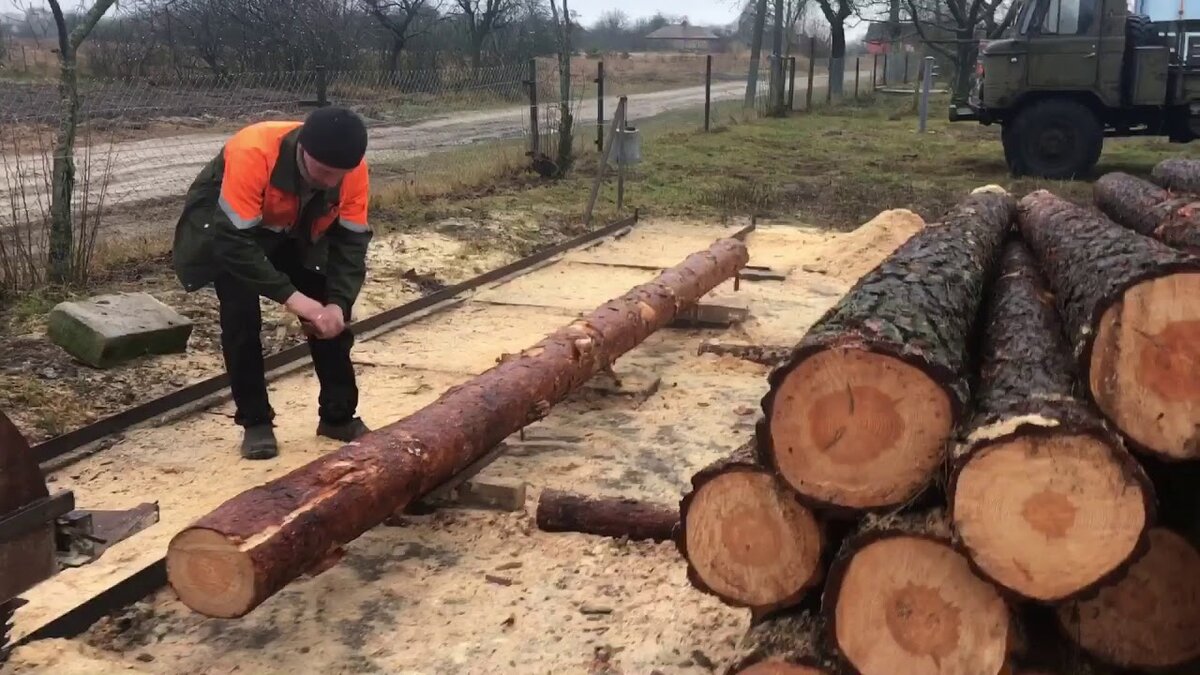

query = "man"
[172,106,373,459]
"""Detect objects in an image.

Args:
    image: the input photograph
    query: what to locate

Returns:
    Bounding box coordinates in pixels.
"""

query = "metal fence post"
[787,56,797,110]
[315,65,329,107]
[881,53,888,86]
[826,57,833,104]
[596,61,605,151]
[855,57,860,99]
[919,56,934,133]
[704,54,712,131]
[805,39,815,110]
[527,58,539,157]
[904,52,911,84]
[872,54,878,89]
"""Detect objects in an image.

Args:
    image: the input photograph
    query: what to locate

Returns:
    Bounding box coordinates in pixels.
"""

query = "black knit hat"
[298,106,368,170]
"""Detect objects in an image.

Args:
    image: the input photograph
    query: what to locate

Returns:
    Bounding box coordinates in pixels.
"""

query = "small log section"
[761,190,1015,511]
[727,609,836,675]
[535,489,677,542]
[677,442,824,614]
[1093,172,1200,254]
[1151,157,1200,194]
[950,242,1154,602]
[1017,190,1200,461]
[166,238,750,618]
[821,510,1011,675]
[1056,528,1200,671]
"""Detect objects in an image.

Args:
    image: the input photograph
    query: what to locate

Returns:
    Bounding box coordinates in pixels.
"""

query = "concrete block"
[47,292,193,369]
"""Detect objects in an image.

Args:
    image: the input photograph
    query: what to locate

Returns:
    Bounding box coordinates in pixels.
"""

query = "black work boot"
[316,417,371,443]
[241,423,279,460]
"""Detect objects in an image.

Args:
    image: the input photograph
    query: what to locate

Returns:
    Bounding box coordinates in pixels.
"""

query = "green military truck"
[948,0,1200,178]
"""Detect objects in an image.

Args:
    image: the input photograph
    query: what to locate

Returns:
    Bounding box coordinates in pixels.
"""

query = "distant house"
[645,23,722,52]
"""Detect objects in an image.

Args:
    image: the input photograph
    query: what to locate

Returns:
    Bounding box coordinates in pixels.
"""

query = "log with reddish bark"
[535,489,677,542]
[1056,528,1200,671]
[821,510,1011,675]
[949,241,1154,603]
[1151,158,1200,194]
[727,609,837,675]
[1017,190,1200,461]
[165,238,749,618]
[677,442,824,614]
[1093,171,1200,254]
[761,190,1015,512]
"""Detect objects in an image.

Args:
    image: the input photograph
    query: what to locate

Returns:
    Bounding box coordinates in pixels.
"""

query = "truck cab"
[950,0,1199,178]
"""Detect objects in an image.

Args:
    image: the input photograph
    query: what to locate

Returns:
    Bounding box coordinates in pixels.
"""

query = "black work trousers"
[213,241,358,428]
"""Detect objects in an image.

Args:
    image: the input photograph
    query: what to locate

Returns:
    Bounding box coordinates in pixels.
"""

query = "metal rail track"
[19,211,758,646]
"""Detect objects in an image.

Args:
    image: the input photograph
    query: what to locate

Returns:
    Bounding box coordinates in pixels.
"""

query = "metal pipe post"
[787,56,796,109]
[527,58,539,157]
[805,38,815,110]
[872,54,878,89]
[704,54,712,131]
[596,61,605,151]
[904,52,911,83]
[855,57,860,98]
[826,57,833,104]
[918,56,934,133]
[315,65,328,107]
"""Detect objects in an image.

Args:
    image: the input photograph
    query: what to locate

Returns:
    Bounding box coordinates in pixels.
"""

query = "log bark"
[698,342,792,367]
[535,489,677,542]
[677,441,825,614]
[821,509,1011,675]
[1056,528,1200,671]
[1094,171,1200,254]
[1151,158,1200,194]
[727,609,837,675]
[761,190,1015,512]
[166,238,750,618]
[949,241,1154,602]
[1017,190,1200,461]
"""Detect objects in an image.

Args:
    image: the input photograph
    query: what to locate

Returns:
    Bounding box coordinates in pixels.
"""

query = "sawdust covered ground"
[5,211,928,675]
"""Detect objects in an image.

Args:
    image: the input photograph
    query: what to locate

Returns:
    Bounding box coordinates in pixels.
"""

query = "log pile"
[672,188,1200,675]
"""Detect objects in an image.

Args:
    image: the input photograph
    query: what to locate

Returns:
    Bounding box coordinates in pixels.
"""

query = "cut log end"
[737,663,829,675]
[1057,528,1200,670]
[953,432,1150,601]
[166,528,257,619]
[831,535,1009,675]
[769,348,953,509]
[683,470,822,610]
[1089,273,1200,460]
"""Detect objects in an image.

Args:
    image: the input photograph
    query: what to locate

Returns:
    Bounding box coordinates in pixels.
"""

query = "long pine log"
[1017,190,1200,461]
[677,441,824,614]
[166,238,749,618]
[950,241,1154,602]
[761,189,1015,511]
[821,510,1011,675]
[1093,171,1200,254]
[1151,157,1200,193]
[535,489,677,542]
[1056,527,1200,671]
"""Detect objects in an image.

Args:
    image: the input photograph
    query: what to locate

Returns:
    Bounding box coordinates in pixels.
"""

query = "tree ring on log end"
[1057,528,1200,670]
[1089,273,1200,460]
[738,662,829,675]
[770,348,953,509]
[166,528,257,619]
[953,433,1149,601]
[834,536,1008,675]
[684,471,822,608]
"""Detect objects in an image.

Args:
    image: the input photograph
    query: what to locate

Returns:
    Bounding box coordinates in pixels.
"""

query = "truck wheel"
[1126,13,1157,48]
[1008,99,1103,180]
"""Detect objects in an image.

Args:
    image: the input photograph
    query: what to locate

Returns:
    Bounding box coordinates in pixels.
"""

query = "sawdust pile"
[5,638,153,674]
[803,208,927,283]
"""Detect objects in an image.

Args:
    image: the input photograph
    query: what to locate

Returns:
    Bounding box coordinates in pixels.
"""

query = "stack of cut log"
[676,186,1200,675]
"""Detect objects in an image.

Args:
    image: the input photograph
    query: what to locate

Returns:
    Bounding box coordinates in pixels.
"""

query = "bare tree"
[744,0,768,106]
[361,0,441,78]
[46,0,118,283]
[545,0,571,174]
[453,0,518,71]
[814,0,853,95]
[905,0,1016,101]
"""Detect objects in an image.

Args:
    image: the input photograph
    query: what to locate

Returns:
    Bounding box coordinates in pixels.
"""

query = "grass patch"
[0,373,94,437]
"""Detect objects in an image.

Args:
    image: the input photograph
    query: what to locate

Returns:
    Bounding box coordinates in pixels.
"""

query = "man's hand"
[285,293,342,339]
[312,303,345,339]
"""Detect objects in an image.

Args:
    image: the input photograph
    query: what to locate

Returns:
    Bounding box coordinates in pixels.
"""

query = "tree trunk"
[697,342,791,367]
[1151,158,1200,193]
[1093,171,1200,254]
[950,241,1154,602]
[388,41,403,84]
[165,239,749,618]
[745,0,769,107]
[828,21,845,96]
[677,441,824,614]
[821,510,1011,675]
[535,490,677,542]
[49,46,79,284]
[1016,190,1200,461]
[728,609,837,675]
[953,34,975,105]
[1055,528,1200,671]
[760,189,1015,512]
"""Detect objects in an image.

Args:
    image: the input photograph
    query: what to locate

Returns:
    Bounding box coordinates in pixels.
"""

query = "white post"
[918,56,934,133]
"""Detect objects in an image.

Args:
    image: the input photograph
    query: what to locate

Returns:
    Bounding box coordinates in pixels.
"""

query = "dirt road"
[0,74,853,228]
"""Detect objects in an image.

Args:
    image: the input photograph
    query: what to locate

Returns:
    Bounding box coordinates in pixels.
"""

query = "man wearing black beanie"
[172,106,373,459]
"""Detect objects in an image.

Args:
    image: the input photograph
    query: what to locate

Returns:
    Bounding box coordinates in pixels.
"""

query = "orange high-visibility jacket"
[172,121,372,313]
